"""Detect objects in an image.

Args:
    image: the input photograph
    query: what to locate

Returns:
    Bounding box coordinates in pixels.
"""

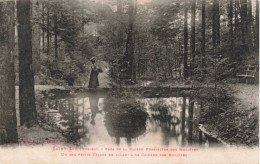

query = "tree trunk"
[117,0,124,53]
[47,0,50,55]
[201,0,206,67]
[184,5,189,79]
[190,0,196,78]
[216,0,220,45]
[42,2,45,51]
[240,0,248,47]
[247,0,253,51]
[54,5,58,59]
[17,0,37,127]
[0,1,18,144]
[123,0,136,83]
[234,0,239,40]
[212,0,220,47]
[166,43,173,79]
[254,0,259,51]
[228,0,234,59]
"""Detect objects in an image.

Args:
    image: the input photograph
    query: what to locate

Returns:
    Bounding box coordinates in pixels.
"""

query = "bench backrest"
[245,65,258,77]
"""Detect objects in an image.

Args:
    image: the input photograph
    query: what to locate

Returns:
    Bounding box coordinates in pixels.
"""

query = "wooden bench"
[236,65,258,84]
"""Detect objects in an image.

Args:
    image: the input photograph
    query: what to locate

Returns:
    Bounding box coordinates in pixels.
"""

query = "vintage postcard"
[0,0,259,163]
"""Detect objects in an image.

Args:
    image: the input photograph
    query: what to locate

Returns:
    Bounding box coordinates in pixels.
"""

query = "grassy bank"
[201,84,259,147]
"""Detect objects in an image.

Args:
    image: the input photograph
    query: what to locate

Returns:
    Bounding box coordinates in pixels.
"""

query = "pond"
[40,89,221,148]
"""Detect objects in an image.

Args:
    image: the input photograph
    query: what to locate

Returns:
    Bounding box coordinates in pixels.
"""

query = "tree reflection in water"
[44,96,94,145]
[181,97,187,146]
[140,97,207,147]
[42,92,220,147]
[103,97,148,146]
[188,97,194,144]
[149,99,181,146]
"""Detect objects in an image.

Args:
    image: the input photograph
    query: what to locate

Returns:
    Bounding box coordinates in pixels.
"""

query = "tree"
[228,0,234,59]
[117,0,124,53]
[240,0,248,47]
[122,0,136,83]
[216,0,220,46]
[234,0,239,40]
[201,0,206,66]
[47,0,50,55]
[184,4,189,79]
[255,0,259,51]
[17,0,37,127]
[212,0,220,47]
[0,0,18,144]
[54,2,58,59]
[42,2,45,51]
[190,0,196,78]
[247,0,253,51]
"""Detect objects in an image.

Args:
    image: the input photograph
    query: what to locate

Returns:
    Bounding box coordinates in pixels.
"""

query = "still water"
[41,91,220,147]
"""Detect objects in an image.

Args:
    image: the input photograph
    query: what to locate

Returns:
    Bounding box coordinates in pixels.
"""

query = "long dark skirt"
[88,70,99,88]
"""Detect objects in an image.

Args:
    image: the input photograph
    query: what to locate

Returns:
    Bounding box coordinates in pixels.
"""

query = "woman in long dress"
[88,57,102,88]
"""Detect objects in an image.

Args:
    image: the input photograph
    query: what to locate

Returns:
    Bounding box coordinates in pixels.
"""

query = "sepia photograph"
[0,0,259,163]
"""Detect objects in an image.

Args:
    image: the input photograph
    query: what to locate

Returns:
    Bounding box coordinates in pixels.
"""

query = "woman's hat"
[90,57,95,62]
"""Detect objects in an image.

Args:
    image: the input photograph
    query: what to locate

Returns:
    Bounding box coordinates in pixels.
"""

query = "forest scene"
[0,0,259,156]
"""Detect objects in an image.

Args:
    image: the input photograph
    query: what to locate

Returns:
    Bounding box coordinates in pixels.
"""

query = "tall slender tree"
[123,0,136,82]
[216,0,220,45]
[47,0,50,55]
[240,0,248,47]
[54,2,58,59]
[42,2,45,51]
[212,0,220,47]
[234,0,239,40]
[228,0,234,59]
[255,0,259,51]
[190,0,196,78]
[117,0,124,53]
[0,0,18,144]
[247,0,253,51]
[17,0,37,127]
[201,0,206,63]
[184,5,189,79]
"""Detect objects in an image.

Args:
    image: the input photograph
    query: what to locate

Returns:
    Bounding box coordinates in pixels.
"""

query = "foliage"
[29,0,259,85]
[30,0,99,85]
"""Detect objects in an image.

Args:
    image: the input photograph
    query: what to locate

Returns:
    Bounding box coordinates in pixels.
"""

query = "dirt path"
[201,83,259,146]
[231,84,259,110]
[211,83,259,146]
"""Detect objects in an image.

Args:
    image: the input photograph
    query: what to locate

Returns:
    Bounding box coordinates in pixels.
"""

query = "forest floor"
[16,86,67,145]
[202,83,259,147]
[18,126,66,146]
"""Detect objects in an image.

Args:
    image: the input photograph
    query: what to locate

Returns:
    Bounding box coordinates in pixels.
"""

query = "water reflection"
[181,97,186,146]
[188,97,194,144]
[89,95,99,125]
[103,98,148,146]
[148,99,180,146]
[43,92,220,147]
